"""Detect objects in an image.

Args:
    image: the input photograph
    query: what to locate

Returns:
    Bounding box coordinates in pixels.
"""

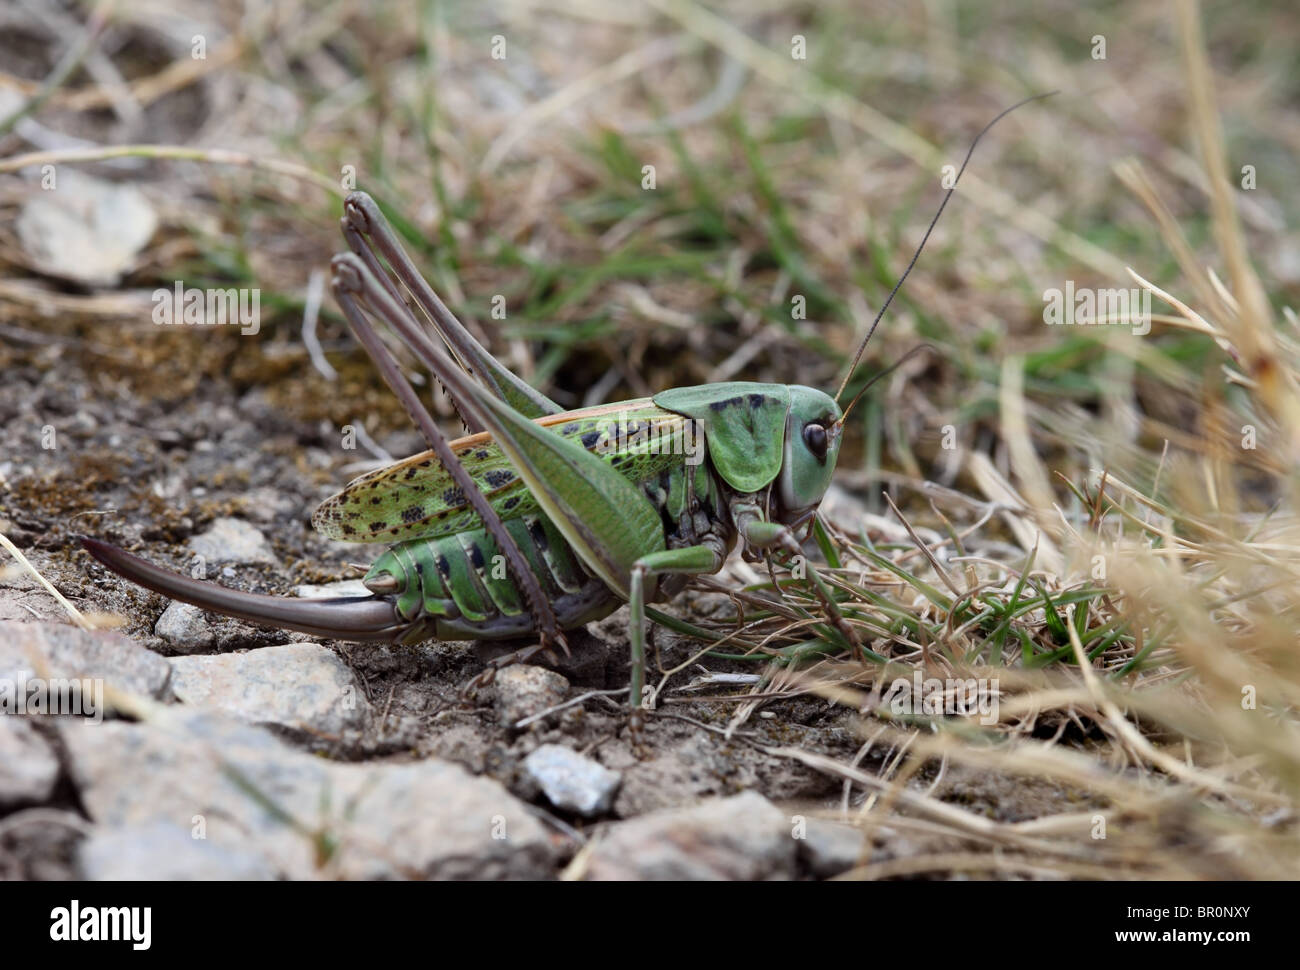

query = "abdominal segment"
[365,514,621,641]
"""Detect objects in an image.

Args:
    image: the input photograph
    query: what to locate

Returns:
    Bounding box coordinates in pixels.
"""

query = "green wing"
[312,402,688,544]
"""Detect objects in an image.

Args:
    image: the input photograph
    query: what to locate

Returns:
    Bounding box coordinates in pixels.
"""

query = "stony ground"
[6,0,1290,882]
[0,323,1093,880]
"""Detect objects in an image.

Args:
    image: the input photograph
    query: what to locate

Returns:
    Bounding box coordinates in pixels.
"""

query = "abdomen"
[367,513,622,642]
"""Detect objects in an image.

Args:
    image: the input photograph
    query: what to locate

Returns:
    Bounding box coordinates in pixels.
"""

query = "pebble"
[492,664,569,727]
[16,169,157,287]
[154,601,218,650]
[585,791,796,880]
[187,517,277,565]
[523,744,621,818]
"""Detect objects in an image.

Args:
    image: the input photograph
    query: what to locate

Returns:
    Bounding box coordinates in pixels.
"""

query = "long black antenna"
[834,91,1058,403]
[834,342,935,428]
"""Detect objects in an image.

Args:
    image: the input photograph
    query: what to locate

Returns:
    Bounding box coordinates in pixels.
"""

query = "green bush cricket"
[81,95,1051,737]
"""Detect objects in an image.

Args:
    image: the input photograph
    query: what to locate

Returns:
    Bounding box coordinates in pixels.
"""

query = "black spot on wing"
[441,487,466,506]
[709,396,744,412]
[581,431,601,448]
[484,469,516,488]
[400,506,425,523]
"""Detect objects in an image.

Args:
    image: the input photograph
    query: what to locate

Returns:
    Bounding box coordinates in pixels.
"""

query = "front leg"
[731,500,862,656]
[627,543,726,744]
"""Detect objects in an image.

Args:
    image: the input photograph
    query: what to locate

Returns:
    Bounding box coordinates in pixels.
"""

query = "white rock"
[155,601,217,650]
[523,744,621,818]
[187,517,277,565]
[17,169,157,287]
[0,573,62,622]
[168,642,371,736]
[586,791,795,880]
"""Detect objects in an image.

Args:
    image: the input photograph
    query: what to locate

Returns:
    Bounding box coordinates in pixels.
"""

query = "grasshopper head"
[777,385,843,525]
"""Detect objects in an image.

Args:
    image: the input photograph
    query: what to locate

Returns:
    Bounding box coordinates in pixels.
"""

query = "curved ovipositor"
[79,536,406,642]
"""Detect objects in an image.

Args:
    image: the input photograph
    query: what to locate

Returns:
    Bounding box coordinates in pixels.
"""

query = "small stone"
[17,169,157,287]
[78,822,278,880]
[0,717,60,807]
[523,744,621,818]
[586,791,795,880]
[493,664,569,727]
[168,642,371,736]
[155,601,217,650]
[187,517,277,565]
[0,621,172,700]
[798,818,867,877]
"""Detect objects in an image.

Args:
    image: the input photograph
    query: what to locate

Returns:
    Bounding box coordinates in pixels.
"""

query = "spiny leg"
[339,221,486,435]
[734,510,862,659]
[341,191,561,421]
[330,255,569,656]
[627,544,726,744]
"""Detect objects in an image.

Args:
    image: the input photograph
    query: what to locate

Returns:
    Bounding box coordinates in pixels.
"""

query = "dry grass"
[2,0,1299,878]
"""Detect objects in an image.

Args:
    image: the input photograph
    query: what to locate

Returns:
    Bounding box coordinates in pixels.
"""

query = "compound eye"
[803,423,828,460]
